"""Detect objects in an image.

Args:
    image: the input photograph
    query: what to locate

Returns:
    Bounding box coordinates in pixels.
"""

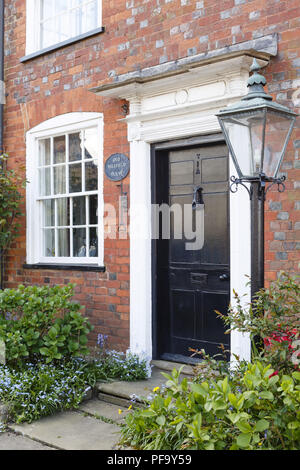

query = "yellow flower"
[118,409,123,415]
[258,442,262,446]
[153,387,160,393]
[128,405,133,411]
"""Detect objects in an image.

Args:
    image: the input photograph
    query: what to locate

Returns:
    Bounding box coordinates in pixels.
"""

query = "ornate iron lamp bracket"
[230,173,286,200]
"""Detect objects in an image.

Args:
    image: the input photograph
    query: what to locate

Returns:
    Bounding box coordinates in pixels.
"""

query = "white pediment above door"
[92,52,271,142]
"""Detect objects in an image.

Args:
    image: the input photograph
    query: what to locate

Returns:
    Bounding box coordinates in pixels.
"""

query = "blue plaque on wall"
[105,153,130,181]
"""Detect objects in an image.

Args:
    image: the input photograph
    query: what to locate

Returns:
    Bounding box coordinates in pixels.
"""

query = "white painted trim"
[26,112,104,266]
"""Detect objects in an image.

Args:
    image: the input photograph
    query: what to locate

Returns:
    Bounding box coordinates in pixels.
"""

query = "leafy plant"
[120,362,300,450]
[0,284,92,366]
[0,154,26,289]
[217,272,300,373]
[0,360,93,423]
[90,334,149,382]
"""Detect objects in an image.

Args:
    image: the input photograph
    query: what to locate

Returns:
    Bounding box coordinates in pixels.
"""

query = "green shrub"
[0,154,26,289]
[0,284,93,366]
[120,274,299,450]
[218,272,300,374]
[120,362,300,450]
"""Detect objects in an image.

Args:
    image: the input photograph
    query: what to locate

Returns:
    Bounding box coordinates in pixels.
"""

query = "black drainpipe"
[0,0,4,289]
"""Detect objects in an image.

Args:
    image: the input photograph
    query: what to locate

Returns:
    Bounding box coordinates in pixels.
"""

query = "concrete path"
[3,400,128,450]
[0,432,53,450]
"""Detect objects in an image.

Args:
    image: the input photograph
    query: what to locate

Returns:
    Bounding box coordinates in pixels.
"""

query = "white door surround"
[93,53,272,364]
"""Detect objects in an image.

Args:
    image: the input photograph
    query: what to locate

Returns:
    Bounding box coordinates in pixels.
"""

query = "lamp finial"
[242,58,272,102]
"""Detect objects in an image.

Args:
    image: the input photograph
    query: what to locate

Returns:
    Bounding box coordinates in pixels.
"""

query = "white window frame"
[25,0,102,55]
[26,112,104,266]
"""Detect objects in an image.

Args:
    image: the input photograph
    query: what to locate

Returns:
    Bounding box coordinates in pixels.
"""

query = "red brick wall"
[3,0,300,349]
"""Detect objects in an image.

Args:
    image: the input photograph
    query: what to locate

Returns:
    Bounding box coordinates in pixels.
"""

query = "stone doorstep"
[151,360,194,376]
[95,364,193,406]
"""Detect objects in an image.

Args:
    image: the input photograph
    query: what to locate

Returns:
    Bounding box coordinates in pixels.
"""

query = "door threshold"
[152,358,196,376]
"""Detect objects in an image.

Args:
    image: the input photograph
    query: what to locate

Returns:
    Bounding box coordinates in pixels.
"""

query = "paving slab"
[79,399,130,422]
[0,432,54,450]
[9,411,121,450]
[97,366,169,403]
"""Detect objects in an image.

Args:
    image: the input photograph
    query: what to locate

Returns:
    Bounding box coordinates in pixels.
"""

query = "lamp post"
[216,59,297,300]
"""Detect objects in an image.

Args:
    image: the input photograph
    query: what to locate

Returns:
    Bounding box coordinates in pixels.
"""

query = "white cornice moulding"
[93,55,269,101]
[94,55,269,143]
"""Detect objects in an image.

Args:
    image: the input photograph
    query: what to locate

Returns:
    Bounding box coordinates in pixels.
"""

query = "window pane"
[39,139,51,166]
[73,228,86,257]
[85,1,98,32]
[54,135,66,164]
[55,12,70,43]
[89,195,98,225]
[69,132,82,162]
[89,227,98,257]
[85,160,98,191]
[41,0,54,20]
[39,167,51,196]
[54,165,66,194]
[54,0,68,15]
[58,228,70,256]
[41,18,56,49]
[44,229,55,257]
[70,6,83,37]
[43,199,55,227]
[84,128,98,159]
[73,196,86,225]
[57,198,70,226]
[40,0,99,49]
[69,163,82,192]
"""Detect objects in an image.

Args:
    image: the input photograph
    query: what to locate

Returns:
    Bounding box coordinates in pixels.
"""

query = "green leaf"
[191,383,208,397]
[236,420,252,434]
[228,393,237,408]
[236,433,252,449]
[292,371,300,381]
[254,419,269,433]
[258,391,274,400]
[288,421,299,430]
[156,415,166,426]
[140,409,156,418]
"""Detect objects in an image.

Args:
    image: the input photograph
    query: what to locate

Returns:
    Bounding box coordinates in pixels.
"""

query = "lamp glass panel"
[263,110,294,178]
[222,110,264,177]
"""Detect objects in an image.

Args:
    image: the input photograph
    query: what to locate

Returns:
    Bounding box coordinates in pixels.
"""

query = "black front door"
[152,140,230,363]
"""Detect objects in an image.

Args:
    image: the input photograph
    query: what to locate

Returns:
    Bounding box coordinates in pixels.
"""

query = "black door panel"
[153,141,230,362]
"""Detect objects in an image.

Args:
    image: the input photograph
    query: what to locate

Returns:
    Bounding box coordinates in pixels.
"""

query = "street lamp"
[216,58,297,299]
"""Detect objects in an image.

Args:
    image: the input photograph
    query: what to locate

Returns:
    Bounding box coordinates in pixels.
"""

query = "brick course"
[2,0,300,350]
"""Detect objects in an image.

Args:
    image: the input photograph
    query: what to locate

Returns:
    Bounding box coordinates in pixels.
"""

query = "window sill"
[23,263,106,272]
[20,27,105,63]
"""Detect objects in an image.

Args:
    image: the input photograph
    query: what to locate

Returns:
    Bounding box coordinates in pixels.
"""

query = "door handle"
[219,274,229,281]
[192,186,204,210]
